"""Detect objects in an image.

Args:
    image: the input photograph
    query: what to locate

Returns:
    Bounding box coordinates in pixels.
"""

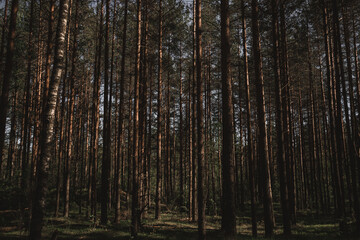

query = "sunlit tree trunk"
[29,0,70,238]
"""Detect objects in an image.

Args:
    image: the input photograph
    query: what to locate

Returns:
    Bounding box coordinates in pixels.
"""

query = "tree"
[220,0,236,238]
[0,0,19,175]
[195,0,205,238]
[240,0,257,235]
[21,0,35,220]
[271,0,291,235]
[115,0,128,224]
[251,0,275,237]
[155,0,163,220]
[131,0,142,236]
[29,0,70,238]
[101,0,111,225]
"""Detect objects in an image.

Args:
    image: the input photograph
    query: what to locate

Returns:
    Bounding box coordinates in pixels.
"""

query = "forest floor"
[1,208,359,239]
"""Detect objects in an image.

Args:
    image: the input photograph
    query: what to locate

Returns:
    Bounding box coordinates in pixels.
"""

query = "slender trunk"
[64,0,78,218]
[101,0,111,225]
[131,0,142,236]
[0,0,8,78]
[271,0,291,234]
[192,0,198,222]
[241,0,256,235]
[251,0,275,236]
[195,0,205,238]
[179,42,184,207]
[331,0,346,222]
[279,1,296,222]
[188,64,193,220]
[321,0,341,216]
[155,0,162,220]
[115,0,128,224]
[0,0,19,175]
[21,0,35,221]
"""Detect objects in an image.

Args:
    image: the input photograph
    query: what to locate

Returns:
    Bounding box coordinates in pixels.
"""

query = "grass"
[0,208,359,239]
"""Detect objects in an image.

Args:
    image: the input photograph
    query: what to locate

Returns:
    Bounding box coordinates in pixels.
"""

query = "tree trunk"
[241,0,257,235]
[271,0,291,234]
[331,0,347,224]
[101,0,111,225]
[0,0,19,175]
[0,0,8,81]
[220,0,236,238]
[29,0,70,238]
[195,0,205,238]
[155,0,162,220]
[179,42,184,207]
[131,0,142,236]
[115,0,128,224]
[21,0,35,222]
[251,0,275,236]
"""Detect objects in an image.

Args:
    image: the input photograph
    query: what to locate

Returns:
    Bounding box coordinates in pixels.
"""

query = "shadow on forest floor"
[0,209,359,240]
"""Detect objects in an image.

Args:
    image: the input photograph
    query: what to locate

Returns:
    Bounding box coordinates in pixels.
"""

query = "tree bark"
[131,0,142,236]
[179,42,184,207]
[155,0,163,220]
[251,0,275,236]
[0,0,19,175]
[29,0,70,238]
[271,0,291,234]
[220,0,236,238]
[195,0,205,238]
[115,0,128,224]
[240,0,256,235]
[101,0,111,225]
